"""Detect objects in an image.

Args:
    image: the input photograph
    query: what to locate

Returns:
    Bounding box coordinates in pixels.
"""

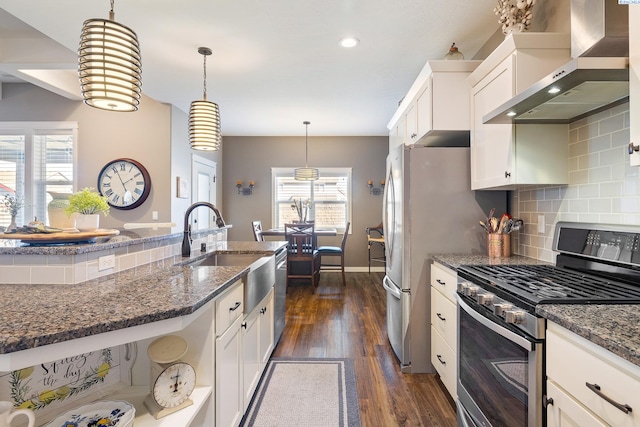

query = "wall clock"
[143,335,196,419]
[97,158,151,210]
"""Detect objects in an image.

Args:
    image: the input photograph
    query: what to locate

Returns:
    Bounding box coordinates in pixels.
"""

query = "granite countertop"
[537,304,640,367]
[430,252,552,270]
[0,240,287,354]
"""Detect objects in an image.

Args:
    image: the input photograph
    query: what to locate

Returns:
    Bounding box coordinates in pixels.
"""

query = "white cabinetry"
[630,6,640,166]
[468,33,571,190]
[388,60,481,151]
[430,261,457,399]
[215,280,245,427]
[546,322,640,427]
[242,288,275,412]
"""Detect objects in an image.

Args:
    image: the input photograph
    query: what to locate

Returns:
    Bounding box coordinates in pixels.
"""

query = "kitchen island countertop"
[0,240,287,356]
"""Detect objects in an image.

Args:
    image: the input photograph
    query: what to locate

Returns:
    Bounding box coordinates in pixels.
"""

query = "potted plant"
[2,194,23,233]
[65,188,110,231]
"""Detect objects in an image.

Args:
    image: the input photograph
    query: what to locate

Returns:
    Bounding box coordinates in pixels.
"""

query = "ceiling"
[0,0,501,136]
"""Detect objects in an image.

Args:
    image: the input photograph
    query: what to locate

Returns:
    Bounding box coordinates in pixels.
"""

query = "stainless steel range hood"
[483,0,629,125]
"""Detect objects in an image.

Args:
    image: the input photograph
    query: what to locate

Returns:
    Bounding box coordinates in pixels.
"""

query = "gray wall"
[222,135,388,269]
[0,83,221,229]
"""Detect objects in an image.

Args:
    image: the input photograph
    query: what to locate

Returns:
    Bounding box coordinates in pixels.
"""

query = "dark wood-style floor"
[272,272,457,427]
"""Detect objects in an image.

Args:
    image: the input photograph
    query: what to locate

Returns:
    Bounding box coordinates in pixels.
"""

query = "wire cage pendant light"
[78,0,142,111]
[294,121,319,181]
[189,47,222,151]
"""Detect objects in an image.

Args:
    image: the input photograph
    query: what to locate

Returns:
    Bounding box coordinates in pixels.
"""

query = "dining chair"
[252,220,264,242]
[366,222,385,274]
[317,222,350,286]
[284,223,320,292]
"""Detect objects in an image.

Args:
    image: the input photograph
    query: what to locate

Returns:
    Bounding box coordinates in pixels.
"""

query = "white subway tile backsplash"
[513,103,637,259]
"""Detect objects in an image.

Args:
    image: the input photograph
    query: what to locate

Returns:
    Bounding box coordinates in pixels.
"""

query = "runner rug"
[241,357,362,427]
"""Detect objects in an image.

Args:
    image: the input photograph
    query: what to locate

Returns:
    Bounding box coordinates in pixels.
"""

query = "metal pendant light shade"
[294,121,319,181]
[189,47,221,151]
[78,0,142,111]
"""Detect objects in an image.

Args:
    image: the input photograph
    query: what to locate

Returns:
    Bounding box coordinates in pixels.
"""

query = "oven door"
[456,294,543,427]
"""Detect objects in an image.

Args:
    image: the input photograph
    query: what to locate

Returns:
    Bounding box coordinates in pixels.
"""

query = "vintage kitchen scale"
[143,335,196,419]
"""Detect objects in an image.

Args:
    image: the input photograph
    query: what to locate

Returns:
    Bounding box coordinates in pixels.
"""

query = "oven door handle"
[457,294,534,351]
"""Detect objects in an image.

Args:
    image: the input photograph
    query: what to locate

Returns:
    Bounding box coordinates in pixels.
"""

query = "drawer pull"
[260,307,267,315]
[436,313,446,321]
[585,382,633,414]
[437,354,446,365]
[436,279,446,286]
[229,301,241,312]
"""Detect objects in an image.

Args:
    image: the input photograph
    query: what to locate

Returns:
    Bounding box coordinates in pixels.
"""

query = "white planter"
[75,214,100,231]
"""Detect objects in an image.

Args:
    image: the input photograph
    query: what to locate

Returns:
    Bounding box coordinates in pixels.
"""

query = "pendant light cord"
[202,54,208,101]
[109,0,115,20]
[304,121,310,167]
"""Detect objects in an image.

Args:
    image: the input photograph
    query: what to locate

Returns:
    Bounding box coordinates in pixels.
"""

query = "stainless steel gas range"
[455,222,640,427]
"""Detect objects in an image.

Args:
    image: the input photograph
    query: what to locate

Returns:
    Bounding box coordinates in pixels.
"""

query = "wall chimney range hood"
[483,0,629,125]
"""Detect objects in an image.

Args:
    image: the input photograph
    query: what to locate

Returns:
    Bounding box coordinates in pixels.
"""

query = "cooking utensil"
[479,220,490,233]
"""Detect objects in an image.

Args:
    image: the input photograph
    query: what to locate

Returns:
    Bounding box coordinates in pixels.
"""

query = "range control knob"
[463,285,479,297]
[458,282,471,293]
[477,293,494,306]
[505,310,525,325]
[494,303,512,317]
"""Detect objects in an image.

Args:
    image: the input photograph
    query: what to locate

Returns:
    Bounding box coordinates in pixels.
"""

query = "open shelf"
[109,385,212,427]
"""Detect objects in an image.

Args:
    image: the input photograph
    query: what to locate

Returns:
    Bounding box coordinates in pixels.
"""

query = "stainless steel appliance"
[274,246,287,344]
[382,145,506,373]
[456,221,640,427]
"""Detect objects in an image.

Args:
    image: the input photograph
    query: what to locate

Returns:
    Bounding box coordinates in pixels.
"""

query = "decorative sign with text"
[0,344,135,425]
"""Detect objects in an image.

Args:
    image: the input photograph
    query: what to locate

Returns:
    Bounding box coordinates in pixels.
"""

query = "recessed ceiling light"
[506,111,517,117]
[548,87,561,94]
[339,37,359,48]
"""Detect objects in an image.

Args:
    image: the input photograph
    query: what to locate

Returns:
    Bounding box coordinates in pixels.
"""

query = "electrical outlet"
[98,254,116,271]
[537,215,545,234]
[152,211,158,220]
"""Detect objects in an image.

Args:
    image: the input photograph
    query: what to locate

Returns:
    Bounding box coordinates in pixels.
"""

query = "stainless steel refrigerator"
[382,145,506,373]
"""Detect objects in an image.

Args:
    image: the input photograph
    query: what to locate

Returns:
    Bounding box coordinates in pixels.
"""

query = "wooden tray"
[0,229,119,244]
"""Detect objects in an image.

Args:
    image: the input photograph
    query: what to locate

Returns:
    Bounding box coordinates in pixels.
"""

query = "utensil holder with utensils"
[487,233,511,258]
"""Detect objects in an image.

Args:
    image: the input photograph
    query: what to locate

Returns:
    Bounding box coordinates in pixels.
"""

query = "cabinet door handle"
[437,354,446,365]
[229,301,241,312]
[436,313,446,321]
[585,382,633,414]
[260,307,267,315]
[543,396,554,408]
[436,279,446,286]
[505,171,511,178]
[241,322,247,329]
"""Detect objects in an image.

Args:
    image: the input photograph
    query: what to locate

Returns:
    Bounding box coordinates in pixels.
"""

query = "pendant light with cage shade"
[294,121,319,181]
[189,47,222,151]
[78,0,142,111]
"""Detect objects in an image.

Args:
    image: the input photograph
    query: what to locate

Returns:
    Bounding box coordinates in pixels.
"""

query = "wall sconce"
[236,180,255,195]
[368,180,385,195]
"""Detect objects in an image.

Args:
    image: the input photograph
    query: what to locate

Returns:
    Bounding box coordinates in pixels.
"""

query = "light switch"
[152,211,158,220]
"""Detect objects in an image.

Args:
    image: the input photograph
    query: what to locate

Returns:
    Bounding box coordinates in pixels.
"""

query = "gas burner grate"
[458,264,640,305]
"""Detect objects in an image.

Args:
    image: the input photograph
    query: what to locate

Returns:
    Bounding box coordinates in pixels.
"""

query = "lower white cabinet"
[242,288,275,412]
[216,315,244,427]
[430,261,457,399]
[546,322,640,427]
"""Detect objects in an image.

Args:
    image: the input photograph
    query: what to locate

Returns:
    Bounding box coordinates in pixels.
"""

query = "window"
[272,168,351,232]
[0,122,77,229]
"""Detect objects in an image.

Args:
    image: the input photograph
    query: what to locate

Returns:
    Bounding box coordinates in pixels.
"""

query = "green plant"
[2,194,23,216]
[65,188,110,216]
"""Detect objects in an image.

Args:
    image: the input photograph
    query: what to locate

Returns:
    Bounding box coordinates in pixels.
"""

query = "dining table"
[261,228,337,237]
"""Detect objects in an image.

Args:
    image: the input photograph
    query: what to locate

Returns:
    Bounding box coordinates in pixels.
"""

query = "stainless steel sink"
[189,253,275,313]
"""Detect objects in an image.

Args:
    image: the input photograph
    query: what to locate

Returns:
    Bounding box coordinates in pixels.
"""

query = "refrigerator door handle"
[383,275,401,299]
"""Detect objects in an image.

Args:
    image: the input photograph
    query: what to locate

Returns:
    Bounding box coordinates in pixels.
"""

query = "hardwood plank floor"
[272,272,457,427]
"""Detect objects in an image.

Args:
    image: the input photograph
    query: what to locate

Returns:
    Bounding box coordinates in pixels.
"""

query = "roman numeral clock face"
[98,158,151,210]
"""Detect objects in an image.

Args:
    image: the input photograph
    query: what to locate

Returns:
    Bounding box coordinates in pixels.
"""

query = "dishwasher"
[274,246,287,344]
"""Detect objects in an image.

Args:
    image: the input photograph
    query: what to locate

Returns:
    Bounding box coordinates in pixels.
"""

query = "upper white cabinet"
[629,6,640,166]
[388,60,481,150]
[468,33,571,190]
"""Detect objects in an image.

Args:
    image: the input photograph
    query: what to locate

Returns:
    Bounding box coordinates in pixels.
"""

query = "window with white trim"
[0,122,77,229]
[272,168,351,232]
